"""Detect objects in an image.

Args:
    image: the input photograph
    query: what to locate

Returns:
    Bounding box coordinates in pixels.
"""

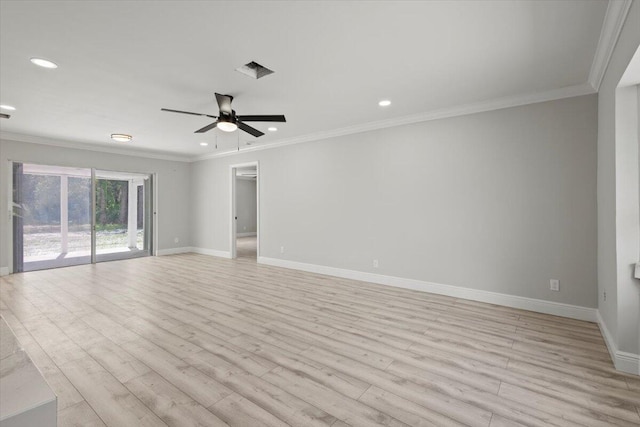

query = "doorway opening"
[12,162,154,272]
[230,162,259,260]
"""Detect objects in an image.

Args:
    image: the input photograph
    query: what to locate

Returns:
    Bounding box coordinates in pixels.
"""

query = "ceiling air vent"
[236,61,274,79]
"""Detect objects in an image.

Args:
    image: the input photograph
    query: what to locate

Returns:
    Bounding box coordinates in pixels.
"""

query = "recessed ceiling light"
[111,134,132,142]
[0,105,16,111]
[268,127,278,132]
[30,57,58,69]
[200,142,208,146]
[378,100,391,107]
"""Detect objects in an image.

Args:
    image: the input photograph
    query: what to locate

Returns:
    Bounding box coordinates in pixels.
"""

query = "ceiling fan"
[161,93,285,137]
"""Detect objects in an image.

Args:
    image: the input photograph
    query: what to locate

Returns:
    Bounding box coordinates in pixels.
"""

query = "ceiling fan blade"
[237,115,286,122]
[237,121,265,138]
[161,108,217,119]
[194,121,218,133]
[215,93,233,114]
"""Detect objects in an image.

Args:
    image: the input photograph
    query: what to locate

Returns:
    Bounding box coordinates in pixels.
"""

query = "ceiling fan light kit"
[162,92,285,138]
[217,116,238,132]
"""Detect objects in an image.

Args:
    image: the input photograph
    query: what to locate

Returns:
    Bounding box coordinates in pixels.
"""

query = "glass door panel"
[13,163,92,272]
[94,170,152,262]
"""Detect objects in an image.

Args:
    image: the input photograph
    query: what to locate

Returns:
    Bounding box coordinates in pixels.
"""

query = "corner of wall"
[597,309,640,375]
[156,247,193,256]
[189,247,232,259]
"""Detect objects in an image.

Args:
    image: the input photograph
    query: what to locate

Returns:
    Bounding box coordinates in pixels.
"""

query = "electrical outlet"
[280,246,285,254]
[174,237,179,243]
[603,291,607,302]
[549,279,559,291]
[373,259,379,268]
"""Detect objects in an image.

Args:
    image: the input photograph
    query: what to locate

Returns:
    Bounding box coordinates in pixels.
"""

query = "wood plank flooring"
[1,252,639,427]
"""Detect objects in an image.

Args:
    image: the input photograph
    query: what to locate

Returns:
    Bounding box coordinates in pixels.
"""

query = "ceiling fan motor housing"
[219,110,237,124]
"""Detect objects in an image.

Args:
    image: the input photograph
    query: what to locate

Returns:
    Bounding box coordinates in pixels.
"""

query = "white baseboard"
[0,267,8,277]
[157,246,232,259]
[596,311,640,375]
[190,247,232,259]
[236,232,257,238]
[258,257,597,323]
[157,247,192,256]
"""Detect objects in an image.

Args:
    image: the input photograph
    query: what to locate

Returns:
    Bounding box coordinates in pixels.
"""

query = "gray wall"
[597,0,640,356]
[0,138,191,271]
[236,178,257,235]
[191,94,598,308]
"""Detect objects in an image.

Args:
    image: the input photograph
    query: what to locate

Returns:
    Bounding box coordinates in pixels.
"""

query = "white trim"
[588,0,634,91]
[257,257,597,323]
[596,310,640,375]
[6,161,14,275]
[0,267,8,276]
[156,246,232,259]
[151,173,158,257]
[193,83,595,161]
[156,247,192,256]
[597,310,618,362]
[614,351,640,376]
[189,247,232,259]
[236,232,257,237]
[0,132,192,163]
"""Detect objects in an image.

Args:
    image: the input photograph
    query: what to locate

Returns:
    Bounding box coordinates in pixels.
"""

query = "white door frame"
[6,160,14,275]
[229,161,259,259]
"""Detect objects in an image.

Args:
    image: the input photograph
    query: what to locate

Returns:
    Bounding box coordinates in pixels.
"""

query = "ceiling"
[619,46,640,87]
[0,1,609,160]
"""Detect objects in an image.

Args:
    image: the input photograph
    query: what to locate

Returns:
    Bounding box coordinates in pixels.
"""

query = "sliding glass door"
[94,170,152,263]
[12,163,153,272]
[13,163,92,272]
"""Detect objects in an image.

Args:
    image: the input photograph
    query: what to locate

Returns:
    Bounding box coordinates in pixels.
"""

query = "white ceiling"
[0,1,608,159]
[618,46,640,87]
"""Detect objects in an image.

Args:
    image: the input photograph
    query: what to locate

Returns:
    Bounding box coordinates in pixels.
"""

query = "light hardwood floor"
[236,236,257,259]
[1,253,639,427]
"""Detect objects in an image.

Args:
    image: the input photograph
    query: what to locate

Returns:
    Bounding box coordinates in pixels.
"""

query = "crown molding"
[192,82,596,162]
[2,82,597,164]
[588,0,633,91]
[0,131,192,163]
